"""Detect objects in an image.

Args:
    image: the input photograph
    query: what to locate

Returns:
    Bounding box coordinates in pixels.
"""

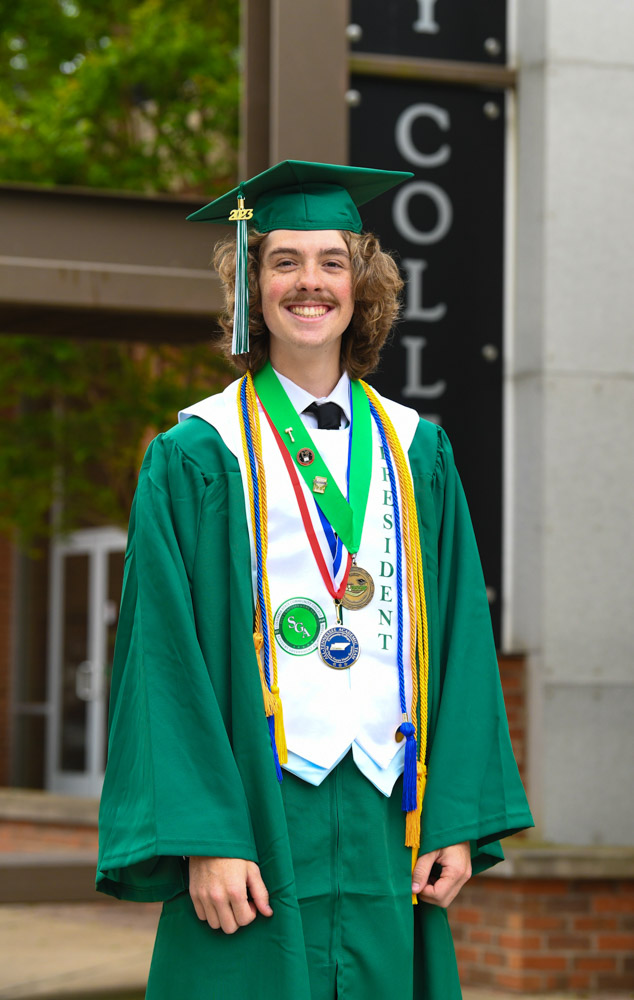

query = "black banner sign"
[350,77,505,641]
[349,0,507,64]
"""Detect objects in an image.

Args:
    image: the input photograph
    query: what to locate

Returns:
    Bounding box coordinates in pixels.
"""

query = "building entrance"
[46,527,126,797]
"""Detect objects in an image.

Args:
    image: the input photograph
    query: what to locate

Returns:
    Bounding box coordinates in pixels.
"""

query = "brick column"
[0,536,13,785]
[498,653,527,789]
[450,850,634,993]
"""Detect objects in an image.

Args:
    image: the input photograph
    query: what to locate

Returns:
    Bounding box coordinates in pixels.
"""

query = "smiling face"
[258,229,355,376]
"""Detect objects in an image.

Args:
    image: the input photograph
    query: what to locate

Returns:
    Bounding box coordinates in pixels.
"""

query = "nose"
[295,260,322,291]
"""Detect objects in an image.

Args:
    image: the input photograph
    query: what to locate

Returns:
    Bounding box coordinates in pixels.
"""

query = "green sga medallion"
[274,598,327,656]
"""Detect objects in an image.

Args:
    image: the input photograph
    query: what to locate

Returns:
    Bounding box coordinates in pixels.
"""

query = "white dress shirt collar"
[273,368,351,428]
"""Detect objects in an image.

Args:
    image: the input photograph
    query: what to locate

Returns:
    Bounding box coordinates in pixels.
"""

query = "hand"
[188,856,273,933]
[412,841,471,908]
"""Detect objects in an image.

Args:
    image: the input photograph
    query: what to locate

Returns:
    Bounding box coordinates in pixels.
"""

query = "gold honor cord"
[238,375,287,763]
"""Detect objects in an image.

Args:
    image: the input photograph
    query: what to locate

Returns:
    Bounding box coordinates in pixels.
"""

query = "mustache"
[281,296,337,306]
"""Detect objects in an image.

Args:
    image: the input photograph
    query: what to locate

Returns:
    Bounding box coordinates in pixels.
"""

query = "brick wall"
[498,653,527,788]
[0,536,13,786]
[451,876,634,993]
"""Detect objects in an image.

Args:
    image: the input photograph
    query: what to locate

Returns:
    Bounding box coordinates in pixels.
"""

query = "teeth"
[288,305,329,317]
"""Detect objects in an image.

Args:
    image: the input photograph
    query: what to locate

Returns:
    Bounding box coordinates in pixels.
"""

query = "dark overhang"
[0,183,231,342]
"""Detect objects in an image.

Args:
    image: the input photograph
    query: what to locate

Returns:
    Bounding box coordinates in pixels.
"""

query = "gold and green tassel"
[231,185,250,355]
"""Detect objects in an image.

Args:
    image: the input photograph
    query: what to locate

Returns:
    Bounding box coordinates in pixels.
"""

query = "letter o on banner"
[395,103,451,168]
[392,181,453,246]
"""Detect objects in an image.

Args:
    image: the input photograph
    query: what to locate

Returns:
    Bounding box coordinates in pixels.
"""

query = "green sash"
[253,362,373,554]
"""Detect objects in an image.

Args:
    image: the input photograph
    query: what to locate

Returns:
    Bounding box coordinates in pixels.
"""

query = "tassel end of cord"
[254,632,276,716]
[405,763,427,851]
[399,722,418,813]
[271,686,288,765]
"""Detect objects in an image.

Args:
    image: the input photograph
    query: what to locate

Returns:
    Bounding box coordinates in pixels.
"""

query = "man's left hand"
[412,841,471,908]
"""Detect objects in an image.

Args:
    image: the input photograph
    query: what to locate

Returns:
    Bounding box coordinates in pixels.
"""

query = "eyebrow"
[265,246,350,262]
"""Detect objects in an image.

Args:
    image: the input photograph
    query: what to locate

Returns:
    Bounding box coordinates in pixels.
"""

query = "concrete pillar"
[241,0,349,177]
[0,537,14,785]
[510,0,634,844]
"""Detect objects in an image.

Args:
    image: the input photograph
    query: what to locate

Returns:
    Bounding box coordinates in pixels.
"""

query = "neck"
[269,347,342,397]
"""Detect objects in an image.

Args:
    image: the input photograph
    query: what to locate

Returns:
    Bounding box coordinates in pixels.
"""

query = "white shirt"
[272,368,405,796]
[274,368,351,430]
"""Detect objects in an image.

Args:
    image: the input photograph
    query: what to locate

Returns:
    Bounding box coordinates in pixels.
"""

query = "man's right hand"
[188,857,273,934]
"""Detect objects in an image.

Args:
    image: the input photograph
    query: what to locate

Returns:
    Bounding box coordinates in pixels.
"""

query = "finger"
[228,884,257,928]
[419,883,443,907]
[419,865,455,906]
[202,899,221,930]
[419,866,467,908]
[412,851,438,894]
[190,892,208,923]
[247,864,273,916]
[214,898,240,934]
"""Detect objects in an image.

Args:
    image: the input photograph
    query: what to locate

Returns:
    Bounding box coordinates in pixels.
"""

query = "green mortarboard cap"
[186,160,413,233]
[188,160,412,355]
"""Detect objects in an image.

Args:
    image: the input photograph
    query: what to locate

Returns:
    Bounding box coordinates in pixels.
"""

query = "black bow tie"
[304,401,343,430]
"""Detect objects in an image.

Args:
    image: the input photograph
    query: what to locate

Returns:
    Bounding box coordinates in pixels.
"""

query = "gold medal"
[340,564,375,610]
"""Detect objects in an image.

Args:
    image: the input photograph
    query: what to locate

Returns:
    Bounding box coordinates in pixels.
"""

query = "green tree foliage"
[0,0,239,194]
[0,336,234,546]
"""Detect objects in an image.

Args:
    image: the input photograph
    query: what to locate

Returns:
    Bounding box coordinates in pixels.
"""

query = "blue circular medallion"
[319,626,360,669]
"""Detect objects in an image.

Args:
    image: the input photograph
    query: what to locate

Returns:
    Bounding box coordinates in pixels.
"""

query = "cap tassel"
[231,186,250,355]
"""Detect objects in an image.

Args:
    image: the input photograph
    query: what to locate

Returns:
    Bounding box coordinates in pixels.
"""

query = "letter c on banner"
[392,182,453,246]
[395,103,450,168]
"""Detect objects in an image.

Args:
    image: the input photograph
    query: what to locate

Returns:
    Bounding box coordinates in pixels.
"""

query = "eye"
[324,259,345,269]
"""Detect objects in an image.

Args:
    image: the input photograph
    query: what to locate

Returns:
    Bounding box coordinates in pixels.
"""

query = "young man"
[97,161,532,1000]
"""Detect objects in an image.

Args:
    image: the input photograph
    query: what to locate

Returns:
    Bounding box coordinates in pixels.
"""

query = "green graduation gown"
[96,406,533,999]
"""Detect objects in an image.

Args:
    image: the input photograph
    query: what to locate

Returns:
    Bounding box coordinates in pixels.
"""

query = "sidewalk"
[0,901,631,1000]
[0,902,157,999]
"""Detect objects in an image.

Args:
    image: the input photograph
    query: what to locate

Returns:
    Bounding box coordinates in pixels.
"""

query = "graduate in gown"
[97,161,533,1000]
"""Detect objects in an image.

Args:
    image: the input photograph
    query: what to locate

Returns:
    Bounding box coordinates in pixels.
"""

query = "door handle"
[75,660,100,701]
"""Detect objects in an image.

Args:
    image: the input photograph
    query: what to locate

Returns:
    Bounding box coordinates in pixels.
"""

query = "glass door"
[46,527,127,797]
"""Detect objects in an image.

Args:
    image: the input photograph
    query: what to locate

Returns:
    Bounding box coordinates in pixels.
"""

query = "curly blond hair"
[212,229,403,379]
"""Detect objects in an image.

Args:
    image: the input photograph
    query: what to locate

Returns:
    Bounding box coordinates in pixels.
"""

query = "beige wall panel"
[0,186,228,335]
[270,0,349,165]
[241,0,272,179]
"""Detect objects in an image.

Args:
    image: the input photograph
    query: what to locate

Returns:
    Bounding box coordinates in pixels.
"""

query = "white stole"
[179,378,420,775]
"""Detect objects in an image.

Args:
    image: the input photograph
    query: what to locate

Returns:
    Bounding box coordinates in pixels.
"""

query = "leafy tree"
[0,335,234,546]
[0,0,239,194]
[0,2,241,545]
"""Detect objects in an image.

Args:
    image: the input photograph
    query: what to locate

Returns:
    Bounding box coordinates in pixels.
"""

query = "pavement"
[0,901,632,1000]
[0,902,157,999]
